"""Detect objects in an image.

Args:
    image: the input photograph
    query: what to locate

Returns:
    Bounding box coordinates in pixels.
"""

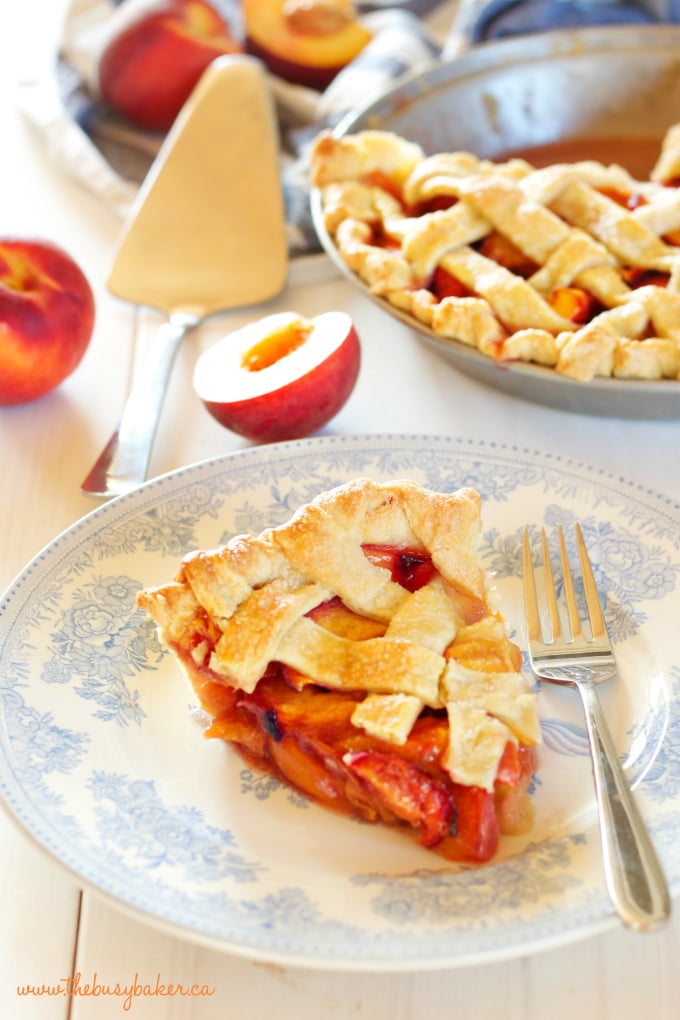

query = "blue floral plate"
[1,434,678,969]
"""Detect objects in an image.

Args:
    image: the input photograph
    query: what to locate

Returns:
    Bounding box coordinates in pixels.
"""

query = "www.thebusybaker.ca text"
[17,971,216,1012]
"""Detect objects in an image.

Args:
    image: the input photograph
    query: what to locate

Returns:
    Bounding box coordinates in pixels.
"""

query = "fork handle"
[579,682,670,930]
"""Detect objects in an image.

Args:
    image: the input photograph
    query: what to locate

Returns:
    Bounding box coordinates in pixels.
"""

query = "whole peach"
[98,0,242,132]
[0,239,95,405]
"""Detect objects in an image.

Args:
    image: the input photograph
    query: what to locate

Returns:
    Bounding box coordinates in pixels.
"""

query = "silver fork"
[523,524,670,931]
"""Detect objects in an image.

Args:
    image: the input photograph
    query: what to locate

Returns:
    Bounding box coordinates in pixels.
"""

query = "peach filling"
[181,544,536,863]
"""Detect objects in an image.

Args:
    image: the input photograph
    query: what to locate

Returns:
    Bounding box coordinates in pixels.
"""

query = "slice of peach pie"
[310,126,680,382]
[137,478,540,863]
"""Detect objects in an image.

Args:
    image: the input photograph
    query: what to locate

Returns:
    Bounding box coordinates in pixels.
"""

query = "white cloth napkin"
[18,0,460,253]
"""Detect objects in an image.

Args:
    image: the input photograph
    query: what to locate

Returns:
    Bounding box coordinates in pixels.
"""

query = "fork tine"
[558,525,583,639]
[541,527,562,642]
[522,528,542,644]
[575,523,608,640]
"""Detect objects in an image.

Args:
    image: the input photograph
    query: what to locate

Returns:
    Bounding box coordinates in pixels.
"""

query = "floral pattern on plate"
[0,434,678,968]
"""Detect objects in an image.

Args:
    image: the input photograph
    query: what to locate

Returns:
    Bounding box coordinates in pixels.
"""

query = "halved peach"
[242,0,372,90]
[193,310,361,442]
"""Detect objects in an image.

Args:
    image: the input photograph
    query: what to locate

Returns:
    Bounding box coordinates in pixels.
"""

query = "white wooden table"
[1,2,678,1016]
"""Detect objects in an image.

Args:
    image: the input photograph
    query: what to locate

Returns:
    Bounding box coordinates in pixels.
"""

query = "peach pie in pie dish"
[137,478,540,864]
[309,126,680,382]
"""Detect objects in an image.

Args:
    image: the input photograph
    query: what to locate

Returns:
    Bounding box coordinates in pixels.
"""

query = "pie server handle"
[80,313,197,499]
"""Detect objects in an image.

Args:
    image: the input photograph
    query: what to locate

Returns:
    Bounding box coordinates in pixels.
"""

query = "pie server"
[81,55,288,499]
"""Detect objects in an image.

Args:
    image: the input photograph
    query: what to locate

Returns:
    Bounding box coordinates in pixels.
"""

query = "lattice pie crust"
[138,478,540,861]
[310,125,680,382]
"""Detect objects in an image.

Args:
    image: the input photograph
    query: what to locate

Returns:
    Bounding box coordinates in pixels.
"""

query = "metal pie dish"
[310,25,680,419]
